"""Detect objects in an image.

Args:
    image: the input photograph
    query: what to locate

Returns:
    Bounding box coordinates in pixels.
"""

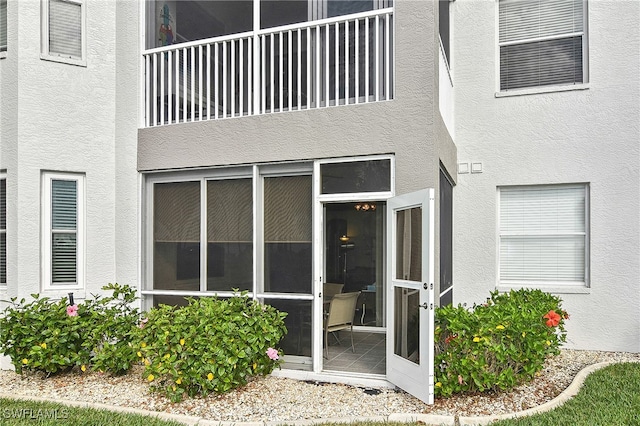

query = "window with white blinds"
[42,172,84,289]
[499,184,588,286]
[42,0,85,64]
[499,0,587,91]
[0,177,6,286]
[0,0,7,53]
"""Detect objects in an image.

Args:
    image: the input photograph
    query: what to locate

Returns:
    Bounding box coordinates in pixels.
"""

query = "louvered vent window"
[499,0,587,91]
[0,178,6,285]
[499,184,588,286]
[0,0,7,53]
[44,0,84,63]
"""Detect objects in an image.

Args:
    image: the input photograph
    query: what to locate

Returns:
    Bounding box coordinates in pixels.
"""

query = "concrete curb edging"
[1,361,636,425]
[457,361,620,426]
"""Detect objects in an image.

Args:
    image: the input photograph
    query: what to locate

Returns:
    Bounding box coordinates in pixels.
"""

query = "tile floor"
[323,331,386,375]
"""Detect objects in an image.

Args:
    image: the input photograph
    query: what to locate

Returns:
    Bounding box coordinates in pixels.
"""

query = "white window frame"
[0,0,7,58]
[0,173,6,287]
[42,172,85,291]
[41,0,86,66]
[496,0,589,95]
[497,183,590,293]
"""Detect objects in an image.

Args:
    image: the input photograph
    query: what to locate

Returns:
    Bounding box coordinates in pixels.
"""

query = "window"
[42,172,84,290]
[0,0,7,55]
[498,184,588,288]
[0,176,5,286]
[42,0,85,65]
[149,172,314,295]
[263,175,312,293]
[207,179,254,292]
[439,0,450,65]
[145,0,393,49]
[145,157,393,360]
[499,0,587,91]
[321,159,391,194]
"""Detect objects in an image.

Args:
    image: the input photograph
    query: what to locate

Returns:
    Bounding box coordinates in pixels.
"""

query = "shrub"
[82,283,142,374]
[434,288,568,397]
[135,293,287,402]
[0,283,141,375]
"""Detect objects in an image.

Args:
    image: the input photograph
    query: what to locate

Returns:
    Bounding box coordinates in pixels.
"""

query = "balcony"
[143,8,394,127]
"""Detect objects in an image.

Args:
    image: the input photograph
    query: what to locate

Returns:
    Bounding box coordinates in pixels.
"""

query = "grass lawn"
[0,362,638,426]
[491,362,640,426]
[0,399,184,426]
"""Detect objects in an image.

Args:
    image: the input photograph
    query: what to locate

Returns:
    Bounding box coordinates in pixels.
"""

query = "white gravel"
[0,349,638,422]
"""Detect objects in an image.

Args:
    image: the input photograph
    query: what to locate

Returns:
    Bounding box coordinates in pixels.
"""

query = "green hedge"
[0,283,140,375]
[0,286,288,403]
[434,288,568,397]
[135,294,287,402]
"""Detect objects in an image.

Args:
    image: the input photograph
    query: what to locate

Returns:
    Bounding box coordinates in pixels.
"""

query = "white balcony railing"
[143,8,394,127]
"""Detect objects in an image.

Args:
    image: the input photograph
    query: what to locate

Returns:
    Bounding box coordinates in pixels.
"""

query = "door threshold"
[271,368,393,390]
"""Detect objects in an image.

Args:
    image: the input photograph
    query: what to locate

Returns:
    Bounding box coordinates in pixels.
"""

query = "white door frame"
[386,188,435,404]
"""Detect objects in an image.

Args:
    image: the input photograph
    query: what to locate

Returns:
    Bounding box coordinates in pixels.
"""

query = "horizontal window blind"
[51,179,77,284]
[0,0,6,52]
[52,179,77,229]
[499,0,584,43]
[52,234,77,283]
[0,178,5,285]
[499,185,587,284]
[49,0,82,59]
[0,178,5,231]
[499,0,585,90]
[0,233,5,285]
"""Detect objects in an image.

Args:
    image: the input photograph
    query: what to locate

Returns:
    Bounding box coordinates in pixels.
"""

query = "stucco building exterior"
[1,0,638,404]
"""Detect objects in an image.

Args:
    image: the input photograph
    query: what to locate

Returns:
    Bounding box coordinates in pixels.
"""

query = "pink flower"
[139,318,149,329]
[458,375,464,385]
[266,347,279,361]
[66,305,78,317]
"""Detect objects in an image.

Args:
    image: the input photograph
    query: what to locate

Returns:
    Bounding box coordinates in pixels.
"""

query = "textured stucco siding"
[114,0,141,288]
[452,0,640,352]
[137,0,458,301]
[138,0,457,193]
[0,0,139,302]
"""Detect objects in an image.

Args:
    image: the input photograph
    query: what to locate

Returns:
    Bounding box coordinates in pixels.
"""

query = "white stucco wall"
[137,0,455,192]
[114,0,141,290]
[0,0,139,304]
[137,0,458,303]
[452,0,640,352]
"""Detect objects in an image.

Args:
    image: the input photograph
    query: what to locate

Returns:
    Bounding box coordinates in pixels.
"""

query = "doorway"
[322,201,386,374]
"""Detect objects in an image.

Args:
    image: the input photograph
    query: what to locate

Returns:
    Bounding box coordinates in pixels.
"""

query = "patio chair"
[323,291,361,358]
[323,282,344,299]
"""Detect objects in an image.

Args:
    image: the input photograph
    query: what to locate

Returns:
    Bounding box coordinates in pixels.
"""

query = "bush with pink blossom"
[135,293,287,402]
[0,283,141,376]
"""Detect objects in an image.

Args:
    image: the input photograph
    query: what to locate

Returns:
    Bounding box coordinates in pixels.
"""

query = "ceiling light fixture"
[354,202,376,212]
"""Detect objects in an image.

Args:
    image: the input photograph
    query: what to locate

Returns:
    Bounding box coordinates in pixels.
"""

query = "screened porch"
[143,0,394,127]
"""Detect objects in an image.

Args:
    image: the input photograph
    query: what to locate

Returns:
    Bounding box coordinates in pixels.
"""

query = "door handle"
[418,302,432,310]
